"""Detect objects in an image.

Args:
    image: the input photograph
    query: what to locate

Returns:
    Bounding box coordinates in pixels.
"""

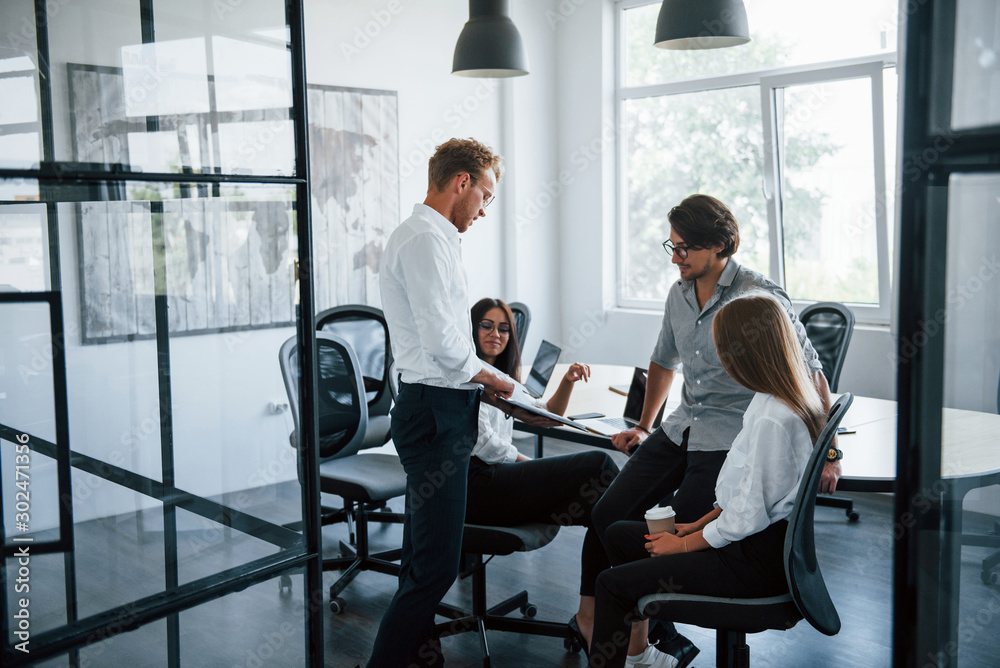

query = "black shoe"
[566,614,590,657]
[652,633,699,668]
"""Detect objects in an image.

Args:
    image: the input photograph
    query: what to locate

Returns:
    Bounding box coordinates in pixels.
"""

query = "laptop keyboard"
[600,416,633,430]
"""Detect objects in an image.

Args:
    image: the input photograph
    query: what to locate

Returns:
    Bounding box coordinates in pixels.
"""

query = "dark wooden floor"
[18,436,1000,667]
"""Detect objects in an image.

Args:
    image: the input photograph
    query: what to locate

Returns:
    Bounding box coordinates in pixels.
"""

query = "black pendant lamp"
[452,0,529,78]
[654,0,750,50]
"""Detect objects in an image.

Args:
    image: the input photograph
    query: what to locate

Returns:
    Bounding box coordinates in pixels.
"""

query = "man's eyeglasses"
[470,175,495,209]
[478,321,511,335]
[662,239,700,259]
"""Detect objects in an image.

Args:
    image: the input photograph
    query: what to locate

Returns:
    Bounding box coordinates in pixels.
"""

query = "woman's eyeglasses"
[478,321,511,335]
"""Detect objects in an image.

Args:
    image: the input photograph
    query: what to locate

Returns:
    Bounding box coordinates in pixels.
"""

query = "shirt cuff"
[502,444,520,463]
[701,520,730,549]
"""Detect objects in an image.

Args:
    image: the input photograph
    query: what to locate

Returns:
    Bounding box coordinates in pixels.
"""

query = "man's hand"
[820,460,841,495]
[473,368,514,401]
[610,427,647,456]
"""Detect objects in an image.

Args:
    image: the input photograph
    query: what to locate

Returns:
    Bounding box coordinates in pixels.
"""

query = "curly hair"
[428,138,504,193]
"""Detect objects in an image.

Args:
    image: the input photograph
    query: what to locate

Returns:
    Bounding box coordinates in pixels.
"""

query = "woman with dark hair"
[587,293,827,668]
[467,297,621,648]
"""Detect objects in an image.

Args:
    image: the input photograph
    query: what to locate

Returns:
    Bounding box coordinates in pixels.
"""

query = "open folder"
[495,383,589,432]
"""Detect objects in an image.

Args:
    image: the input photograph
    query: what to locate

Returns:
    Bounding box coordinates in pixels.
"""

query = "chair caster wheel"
[520,602,537,618]
[278,574,292,594]
[564,635,582,654]
[847,510,860,522]
[330,597,346,614]
[982,570,999,586]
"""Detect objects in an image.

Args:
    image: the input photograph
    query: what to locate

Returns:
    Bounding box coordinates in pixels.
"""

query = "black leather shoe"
[653,633,699,668]
[566,614,590,657]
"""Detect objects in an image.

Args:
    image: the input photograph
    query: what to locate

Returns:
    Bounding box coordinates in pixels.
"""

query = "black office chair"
[278,332,405,613]
[436,522,569,667]
[799,302,858,522]
[638,394,853,668]
[317,306,400,546]
[316,305,393,440]
[508,301,531,350]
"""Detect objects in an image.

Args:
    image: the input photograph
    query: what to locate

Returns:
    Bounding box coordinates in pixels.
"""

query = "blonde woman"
[587,293,827,668]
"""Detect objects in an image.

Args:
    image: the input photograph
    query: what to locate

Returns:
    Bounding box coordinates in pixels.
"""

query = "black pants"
[466,450,620,596]
[367,383,481,668]
[587,519,789,668]
[590,427,728,645]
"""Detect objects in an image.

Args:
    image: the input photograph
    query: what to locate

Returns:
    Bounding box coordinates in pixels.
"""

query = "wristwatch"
[826,446,844,463]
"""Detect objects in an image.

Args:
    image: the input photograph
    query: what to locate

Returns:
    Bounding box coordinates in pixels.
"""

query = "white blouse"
[702,393,816,549]
[471,397,547,465]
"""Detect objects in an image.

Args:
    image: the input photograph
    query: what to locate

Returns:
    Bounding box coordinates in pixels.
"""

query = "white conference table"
[517,364,1000,495]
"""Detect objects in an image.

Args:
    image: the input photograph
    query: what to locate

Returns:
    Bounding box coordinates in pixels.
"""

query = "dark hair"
[428,138,504,193]
[667,194,740,258]
[470,297,521,382]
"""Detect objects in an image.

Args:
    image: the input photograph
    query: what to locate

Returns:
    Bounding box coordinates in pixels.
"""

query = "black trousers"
[367,383,481,668]
[465,450,620,596]
[589,427,728,645]
[587,519,789,668]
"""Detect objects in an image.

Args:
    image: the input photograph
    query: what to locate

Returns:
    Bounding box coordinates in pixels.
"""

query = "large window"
[617,0,898,323]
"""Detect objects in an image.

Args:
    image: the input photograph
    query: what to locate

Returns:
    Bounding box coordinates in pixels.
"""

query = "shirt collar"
[412,203,459,242]
[717,258,740,287]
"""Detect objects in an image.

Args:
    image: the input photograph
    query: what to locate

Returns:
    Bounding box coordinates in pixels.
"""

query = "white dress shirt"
[380,204,483,388]
[702,393,815,549]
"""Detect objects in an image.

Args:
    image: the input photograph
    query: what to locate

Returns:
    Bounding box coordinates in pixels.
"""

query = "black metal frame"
[894,1,1000,665]
[0,0,323,665]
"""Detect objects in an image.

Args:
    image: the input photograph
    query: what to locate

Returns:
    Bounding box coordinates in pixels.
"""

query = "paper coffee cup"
[644,505,676,535]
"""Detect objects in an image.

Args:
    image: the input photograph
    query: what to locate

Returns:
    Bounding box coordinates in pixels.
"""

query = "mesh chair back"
[279,333,369,461]
[799,302,855,392]
[508,301,531,350]
[317,305,392,418]
[783,392,853,636]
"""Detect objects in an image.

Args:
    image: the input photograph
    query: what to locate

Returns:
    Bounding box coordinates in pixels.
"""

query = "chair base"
[716,630,750,668]
[321,503,404,613]
[816,495,859,522]
[434,555,567,668]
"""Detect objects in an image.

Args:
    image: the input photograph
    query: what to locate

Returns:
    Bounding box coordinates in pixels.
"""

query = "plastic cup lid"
[644,505,676,520]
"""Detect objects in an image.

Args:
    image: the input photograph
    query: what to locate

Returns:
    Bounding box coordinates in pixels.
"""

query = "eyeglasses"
[477,320,511,335]
[470,175,495,209]
[662,239,700,259]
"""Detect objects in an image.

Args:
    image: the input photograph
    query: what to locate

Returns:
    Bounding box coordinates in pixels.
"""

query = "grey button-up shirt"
[651,260,822,452]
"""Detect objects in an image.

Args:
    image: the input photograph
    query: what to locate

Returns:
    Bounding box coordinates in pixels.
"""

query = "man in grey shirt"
[585,194,839,665]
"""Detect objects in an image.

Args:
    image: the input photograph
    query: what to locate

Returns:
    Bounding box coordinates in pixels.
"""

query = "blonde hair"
[428,138,504,192]
[713,293,826,442]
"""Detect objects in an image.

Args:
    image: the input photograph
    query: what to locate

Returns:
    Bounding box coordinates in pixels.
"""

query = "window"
[617,0,898,323]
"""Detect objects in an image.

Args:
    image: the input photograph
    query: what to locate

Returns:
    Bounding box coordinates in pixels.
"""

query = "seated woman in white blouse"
[587,293,828,668]
[465,298,620,643]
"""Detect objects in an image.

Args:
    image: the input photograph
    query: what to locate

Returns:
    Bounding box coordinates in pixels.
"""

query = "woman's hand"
[674,523,697,537]
[563,363,590,384]
[644,532,686,557]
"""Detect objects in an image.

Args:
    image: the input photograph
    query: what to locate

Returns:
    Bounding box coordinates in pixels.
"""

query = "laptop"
[574,367,667,436]
[524,339,561,399]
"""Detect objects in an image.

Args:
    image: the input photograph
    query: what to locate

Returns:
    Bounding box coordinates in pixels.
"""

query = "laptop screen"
[524,340,561,398]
